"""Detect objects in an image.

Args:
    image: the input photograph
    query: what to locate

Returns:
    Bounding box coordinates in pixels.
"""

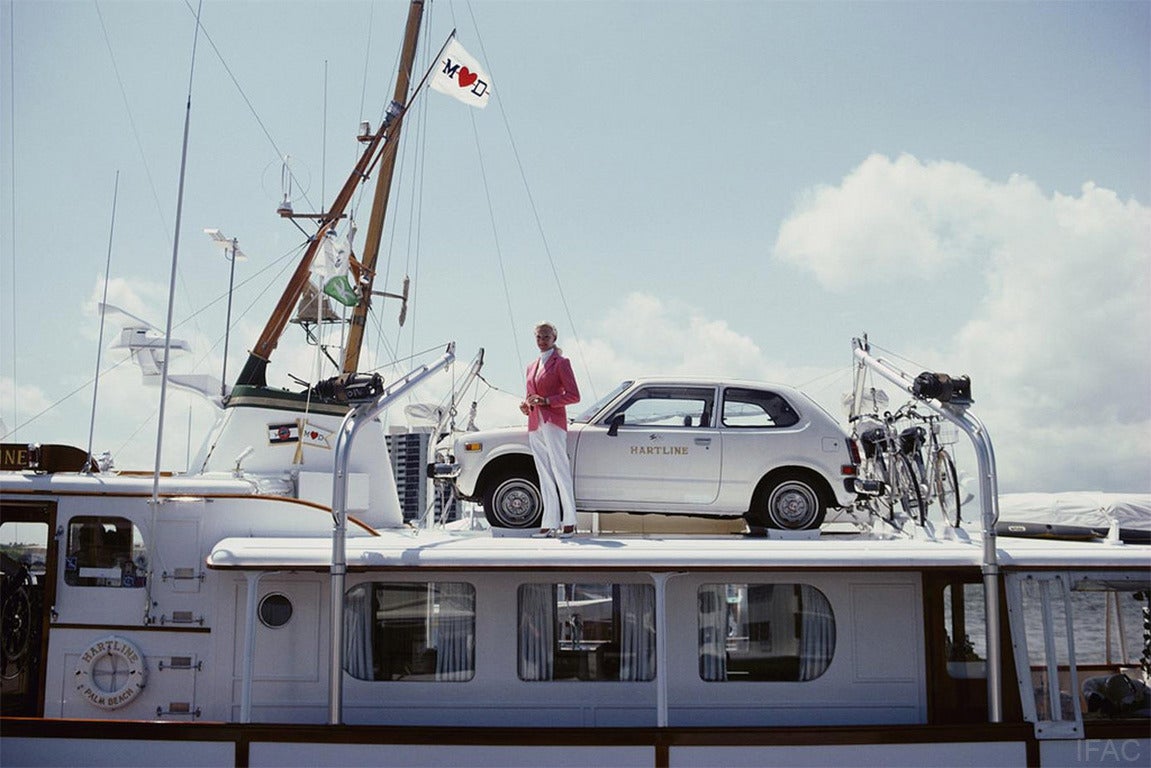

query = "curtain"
[518,584,555,681]
[699,585,728,681]
[619,584,656,681]
[343,584,374,680]
[433,583,474,681]
[798,584,836,681]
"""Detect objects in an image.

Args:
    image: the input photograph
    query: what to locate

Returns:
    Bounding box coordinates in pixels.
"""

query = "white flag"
[311,229,358,307]
[429,38,491,109]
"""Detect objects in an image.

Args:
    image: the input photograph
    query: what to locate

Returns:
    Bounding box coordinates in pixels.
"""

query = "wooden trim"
[1,490,378,535]
[0,716,1056,750]
[50,623,211,634]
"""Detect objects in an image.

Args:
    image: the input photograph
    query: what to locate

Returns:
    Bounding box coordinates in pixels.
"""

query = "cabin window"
[942,583,987,679]
[343,582,474,682]
[699,583,835,682]
[259,593,293,628]
[517,583,656,682]
[721,388,800,428]
[64,516,146,588]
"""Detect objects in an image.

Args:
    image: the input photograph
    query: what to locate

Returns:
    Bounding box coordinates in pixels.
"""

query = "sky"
[1,0,1148,497]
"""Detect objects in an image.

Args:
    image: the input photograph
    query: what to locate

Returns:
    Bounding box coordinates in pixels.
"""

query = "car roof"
[623,377,806,394]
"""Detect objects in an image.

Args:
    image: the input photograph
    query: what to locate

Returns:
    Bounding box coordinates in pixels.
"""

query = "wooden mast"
[342,0,424,375]
[233,0,425,389]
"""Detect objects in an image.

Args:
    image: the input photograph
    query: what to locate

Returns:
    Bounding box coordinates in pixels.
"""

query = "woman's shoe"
[558,525,576,538]
[532,528,555,538]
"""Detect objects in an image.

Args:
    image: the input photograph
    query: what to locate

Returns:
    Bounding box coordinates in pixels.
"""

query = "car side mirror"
[607,413,625,437]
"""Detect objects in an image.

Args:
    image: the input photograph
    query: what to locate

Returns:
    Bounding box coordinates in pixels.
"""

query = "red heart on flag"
[309,431,319,439]
[458,67,478,88]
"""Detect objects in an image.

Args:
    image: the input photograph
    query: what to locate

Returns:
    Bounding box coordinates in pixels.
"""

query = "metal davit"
[851,335,1004,722]
[326,344,455,724]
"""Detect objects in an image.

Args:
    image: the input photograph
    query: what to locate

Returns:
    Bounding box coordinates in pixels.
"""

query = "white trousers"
[528,422,577,529]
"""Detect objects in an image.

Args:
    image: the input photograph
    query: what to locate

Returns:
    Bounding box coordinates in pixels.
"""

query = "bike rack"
[851,336,1004,724]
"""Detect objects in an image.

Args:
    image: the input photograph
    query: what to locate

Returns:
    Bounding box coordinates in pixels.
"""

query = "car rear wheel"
[751,473,827,531]
[482,468,543,529]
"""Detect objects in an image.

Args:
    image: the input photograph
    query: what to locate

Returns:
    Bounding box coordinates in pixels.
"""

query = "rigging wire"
[5,0,16,441]
[179,0,317,217]
[393,7,440,375]
[0,239,302,447]
[321,59,328,210]
[87,172,120,467]
[94,0,171,246]
[468,104,521,369]
[464,1,597,402]
[356,3,376,128]
[445,3,522,372]
[401,16,433,365]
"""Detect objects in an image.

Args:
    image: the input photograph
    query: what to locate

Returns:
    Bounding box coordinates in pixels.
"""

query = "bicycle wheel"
[893,453,926,526]
[873,456,896,524]
[933,449,961,527]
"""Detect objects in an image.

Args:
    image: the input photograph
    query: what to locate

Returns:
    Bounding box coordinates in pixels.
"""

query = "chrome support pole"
[651,572,678,727]
[240,571,266,723]
[851,337,1003,722]
[328,344,455,724]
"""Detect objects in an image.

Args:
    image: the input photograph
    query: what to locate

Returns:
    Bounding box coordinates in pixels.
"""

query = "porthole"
[258,593,293,628]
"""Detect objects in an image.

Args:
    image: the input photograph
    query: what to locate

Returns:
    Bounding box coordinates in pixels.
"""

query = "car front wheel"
[751,473,827,531]
[482,468,543,529]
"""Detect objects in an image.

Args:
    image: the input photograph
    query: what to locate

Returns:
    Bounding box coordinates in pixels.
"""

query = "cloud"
[774,154,1002,290]
[773,153,1151,492]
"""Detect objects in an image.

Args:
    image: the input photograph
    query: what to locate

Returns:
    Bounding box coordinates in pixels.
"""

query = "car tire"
[751,473,827,531]
[482,467,543,529]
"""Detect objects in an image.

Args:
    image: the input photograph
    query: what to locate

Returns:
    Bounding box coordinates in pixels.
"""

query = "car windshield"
[573,380,633,423]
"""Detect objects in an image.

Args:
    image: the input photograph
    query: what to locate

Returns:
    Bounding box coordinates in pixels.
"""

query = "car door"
[572,385,721,507]
[716,386,811,506]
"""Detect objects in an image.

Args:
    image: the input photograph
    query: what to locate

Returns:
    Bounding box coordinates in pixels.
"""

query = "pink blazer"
[526,353,580,431]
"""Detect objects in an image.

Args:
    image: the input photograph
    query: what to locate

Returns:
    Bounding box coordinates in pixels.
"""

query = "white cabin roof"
[207,527,1151,572]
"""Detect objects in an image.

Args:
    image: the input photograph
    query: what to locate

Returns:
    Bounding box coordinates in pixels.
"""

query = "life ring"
[74,636,146,710]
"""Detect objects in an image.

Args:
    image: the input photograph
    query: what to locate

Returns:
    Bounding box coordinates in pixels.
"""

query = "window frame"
[697,581,836,683]
[63,516,146,589]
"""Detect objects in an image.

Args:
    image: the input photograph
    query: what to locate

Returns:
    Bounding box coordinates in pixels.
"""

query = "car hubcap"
[768,481,817,529]
[495,481,540,527]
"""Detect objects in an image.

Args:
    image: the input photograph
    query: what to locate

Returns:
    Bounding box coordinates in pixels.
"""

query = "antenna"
[204,229,248,396]
[277,155,294,216]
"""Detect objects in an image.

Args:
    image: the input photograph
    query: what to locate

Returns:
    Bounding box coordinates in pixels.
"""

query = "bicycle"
[900,406,961,527]
[850,407,926,528]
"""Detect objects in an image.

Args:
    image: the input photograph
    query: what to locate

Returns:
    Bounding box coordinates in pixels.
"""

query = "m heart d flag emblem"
[430,37,491,108]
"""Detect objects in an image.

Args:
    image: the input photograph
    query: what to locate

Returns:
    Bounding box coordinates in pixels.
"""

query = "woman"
[520,322,580,537]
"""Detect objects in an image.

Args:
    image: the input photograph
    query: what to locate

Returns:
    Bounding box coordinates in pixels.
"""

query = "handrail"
[851,336,1003,723]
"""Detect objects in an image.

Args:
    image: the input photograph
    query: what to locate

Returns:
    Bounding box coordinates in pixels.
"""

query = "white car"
[437,378,858,531]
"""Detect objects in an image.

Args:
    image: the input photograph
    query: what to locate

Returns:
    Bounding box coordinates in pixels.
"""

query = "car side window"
[610,387,715,428]
[721,388,800,428]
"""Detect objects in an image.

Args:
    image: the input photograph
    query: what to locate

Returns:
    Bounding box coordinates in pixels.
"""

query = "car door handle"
[693,437,712,445]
